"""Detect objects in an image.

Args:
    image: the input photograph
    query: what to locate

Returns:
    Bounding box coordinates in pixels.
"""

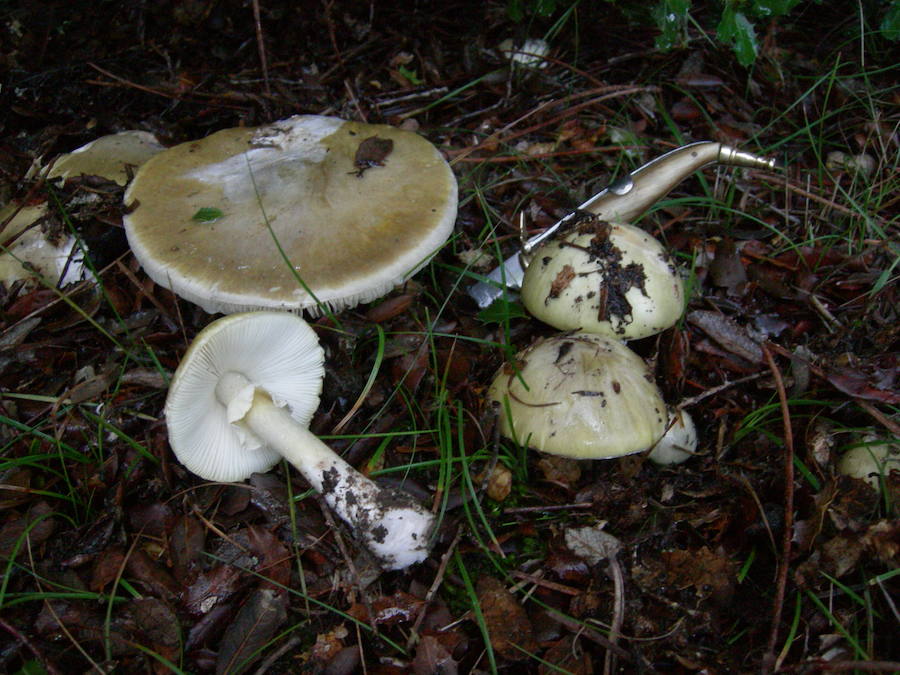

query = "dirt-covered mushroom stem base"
[217,371,435,570]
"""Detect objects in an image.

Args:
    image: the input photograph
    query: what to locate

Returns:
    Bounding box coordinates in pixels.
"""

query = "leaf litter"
[1,1,898,673]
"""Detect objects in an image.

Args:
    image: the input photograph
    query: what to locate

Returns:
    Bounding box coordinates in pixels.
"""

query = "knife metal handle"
[467,141,776,308]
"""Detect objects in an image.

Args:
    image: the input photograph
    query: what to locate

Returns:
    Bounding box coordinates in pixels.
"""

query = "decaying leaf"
[536,454,582,486]
[215,588,288,675]
[412,635,458,675]
[475,576,537,661]
[687,309,764,363]
[565,524,621,565]
[475,462,513,501]
[661,546,736,603]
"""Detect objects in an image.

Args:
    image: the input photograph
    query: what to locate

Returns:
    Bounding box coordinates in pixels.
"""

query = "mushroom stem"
[215,371,435,570]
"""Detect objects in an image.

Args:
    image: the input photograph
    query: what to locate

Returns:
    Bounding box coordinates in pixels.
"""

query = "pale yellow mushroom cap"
[45,130,165,186]
[521,221,685,340]
[123,115,458,314]
[488,332,667,459]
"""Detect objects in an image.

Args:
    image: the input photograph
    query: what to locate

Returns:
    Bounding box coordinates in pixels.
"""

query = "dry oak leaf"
[476,576,537,661]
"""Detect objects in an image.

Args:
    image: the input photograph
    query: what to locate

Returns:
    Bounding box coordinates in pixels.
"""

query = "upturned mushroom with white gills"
[520,218,684,339]
[488,332,667,459]
[165,311,435,570]
[123,115,458,315]
[43,130,165,187]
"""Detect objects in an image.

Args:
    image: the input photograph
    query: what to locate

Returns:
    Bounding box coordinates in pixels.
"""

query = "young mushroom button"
[165,312,435,570]
[488,333,668,459]
[520,220,685,340]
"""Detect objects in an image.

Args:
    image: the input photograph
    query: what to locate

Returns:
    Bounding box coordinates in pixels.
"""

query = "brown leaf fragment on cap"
[476,576,537,660]
[548,263,576,300]
[352,135,394,177]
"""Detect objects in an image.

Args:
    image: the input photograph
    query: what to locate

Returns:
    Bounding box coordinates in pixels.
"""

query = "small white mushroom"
[165,311,435,570]
[488,332,667,459]
[498,38,550,69]
[837,435,900,491]
[520,220,685,340]
[647,407,698,466]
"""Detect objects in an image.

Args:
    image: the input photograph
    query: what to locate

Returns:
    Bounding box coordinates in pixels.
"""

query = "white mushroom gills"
[166,312,434,570]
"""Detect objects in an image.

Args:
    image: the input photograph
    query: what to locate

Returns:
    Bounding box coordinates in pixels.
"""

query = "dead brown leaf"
[475,576,537,661]
[215,588,288,675]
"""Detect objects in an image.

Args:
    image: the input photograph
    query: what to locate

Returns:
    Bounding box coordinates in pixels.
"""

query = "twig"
[252,635,301,675]
[447,85,656,165]
[502,502,594,514]
[315,495,379,639]
[678,372,767,409]
[250,0,271,98]
[548,612,640,666]
[0,617,64,675]
[406,525,464,650]
[751,171,891,227]
[795,662,900,673]
[604,555,625,675]
[765,343,900,436]
[761,343,795,674]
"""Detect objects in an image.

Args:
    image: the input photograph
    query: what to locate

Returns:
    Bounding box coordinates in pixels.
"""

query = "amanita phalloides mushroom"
[165,311,435,570]
[124,115,457,315]
[488,332,668,459]
[837,435,900,492]
[520,218,684,340]
[1,130,164,290]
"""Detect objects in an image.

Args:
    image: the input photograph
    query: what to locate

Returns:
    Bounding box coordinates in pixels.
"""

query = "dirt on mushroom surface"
[1,1,898,673]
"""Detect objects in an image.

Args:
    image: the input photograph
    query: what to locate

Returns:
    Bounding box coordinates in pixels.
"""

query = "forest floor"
[1,1,898,673]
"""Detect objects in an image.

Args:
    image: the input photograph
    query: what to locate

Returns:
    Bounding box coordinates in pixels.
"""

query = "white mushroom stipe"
[166,312,434,570]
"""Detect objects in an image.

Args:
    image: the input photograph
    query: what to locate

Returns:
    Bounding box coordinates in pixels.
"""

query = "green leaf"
[477,298,529,324]
[397,65,423,85]
[191,207,224,223]
[717,7,759,66]
[653,0,692,50]
[881,0,900,41]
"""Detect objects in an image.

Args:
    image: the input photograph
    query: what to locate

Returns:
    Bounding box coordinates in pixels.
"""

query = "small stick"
[251,0,271,98]
[406,525,464,650]
[761,343,795,674]
[316,495,379,639]
[0,617,64,675]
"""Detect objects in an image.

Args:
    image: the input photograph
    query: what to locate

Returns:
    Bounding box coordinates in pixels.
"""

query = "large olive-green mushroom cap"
[521,220,684,340]
[123,115,458,314]
[488,332,667,458]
